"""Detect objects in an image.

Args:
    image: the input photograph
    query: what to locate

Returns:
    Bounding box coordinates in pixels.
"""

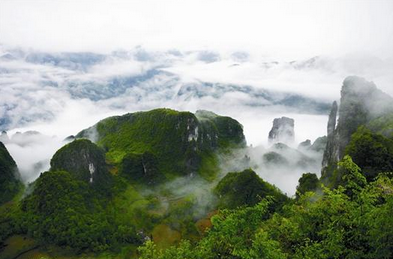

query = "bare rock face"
[322,101,339,168]
[327,101,338,136]
[268,117,295,144]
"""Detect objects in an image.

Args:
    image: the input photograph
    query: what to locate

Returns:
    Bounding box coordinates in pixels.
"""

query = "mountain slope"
[76,108,246,180]
[50,139,113,191]
[0,142,21,204]
[214,169,288,209]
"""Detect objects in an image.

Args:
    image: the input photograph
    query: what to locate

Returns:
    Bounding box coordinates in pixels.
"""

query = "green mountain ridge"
[50,139,113,191]
[76,108,246,181]
[0,108,250,257]
[214,169,288,209]
[0,142,21,204]
[1,77,393,259]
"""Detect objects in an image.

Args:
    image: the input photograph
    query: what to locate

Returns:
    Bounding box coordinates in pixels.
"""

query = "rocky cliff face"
[322,101,339,168]
[268,117,295,144]
[195,110,246,149]
[322,76,393,179]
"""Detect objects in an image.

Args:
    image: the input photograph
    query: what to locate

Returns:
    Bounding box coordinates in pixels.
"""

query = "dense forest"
[0,76,392,258]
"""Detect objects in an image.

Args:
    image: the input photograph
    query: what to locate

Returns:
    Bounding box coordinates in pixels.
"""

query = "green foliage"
[138,240,161,259]
[367,112,393,138]
[18,170,139,251]
[120,152,163,185]
[0,187,24,243]
[328,154,362,189]
[3,106,393,258]
[1,109,247,254]
[198,112,246,149]
[138,240,194,259]
[365,175,393,258]
[235,230,288,259]
[197,151,219,181]
[0,142,22,204]
[138,200,287,259]
[339,155,367,198]
[196,200,272,258]
[77,108,245,180]
[296,173,320,198]
[345,126,393,181]
[215,169,288,209]
[138,159,393,259]
[266,169,393,259]
[50,139,113,192]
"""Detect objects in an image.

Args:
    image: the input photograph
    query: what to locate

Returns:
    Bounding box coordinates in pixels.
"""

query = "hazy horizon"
[1,0,393,59]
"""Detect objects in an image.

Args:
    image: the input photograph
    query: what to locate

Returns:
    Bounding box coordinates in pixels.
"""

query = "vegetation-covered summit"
[50,139,113,190]
[2,86,393,259]
[20,170,119,251]
[139,156,393,259]
[77,108,246,180]
[215,169,288,209]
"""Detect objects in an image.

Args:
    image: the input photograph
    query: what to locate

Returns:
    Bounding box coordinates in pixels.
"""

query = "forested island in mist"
[1,76,392,258]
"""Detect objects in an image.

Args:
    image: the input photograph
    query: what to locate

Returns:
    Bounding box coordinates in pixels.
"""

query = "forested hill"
[137,76,393,259]
[0,142,21,204]
[322,76,393,186]
[0,77,392,259]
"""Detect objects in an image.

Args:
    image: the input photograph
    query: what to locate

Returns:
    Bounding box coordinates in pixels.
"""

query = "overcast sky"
[1,0,393,59]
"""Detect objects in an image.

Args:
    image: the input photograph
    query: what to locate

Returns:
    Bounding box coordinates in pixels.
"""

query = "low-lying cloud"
[1,46,392,192]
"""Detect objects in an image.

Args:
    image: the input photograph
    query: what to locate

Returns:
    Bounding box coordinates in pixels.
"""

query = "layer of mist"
[0,131,64,183]
[2,46,391,195]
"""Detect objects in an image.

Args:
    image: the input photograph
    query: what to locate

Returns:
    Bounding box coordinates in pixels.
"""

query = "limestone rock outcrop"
[268,117,295,144]
[322,76,393,179]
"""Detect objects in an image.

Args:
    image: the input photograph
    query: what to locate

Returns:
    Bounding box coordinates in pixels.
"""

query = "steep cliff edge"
[268,117,295,144]
[322,76,393,183]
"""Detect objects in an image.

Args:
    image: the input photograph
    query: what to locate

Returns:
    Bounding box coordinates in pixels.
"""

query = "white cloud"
[1,0,393,60]
[1,46,392,193]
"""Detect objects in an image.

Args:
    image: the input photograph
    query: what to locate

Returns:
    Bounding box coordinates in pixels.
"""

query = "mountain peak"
[322,76,393,182]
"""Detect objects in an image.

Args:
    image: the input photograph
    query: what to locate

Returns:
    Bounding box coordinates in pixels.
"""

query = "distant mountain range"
[3,46,392,132]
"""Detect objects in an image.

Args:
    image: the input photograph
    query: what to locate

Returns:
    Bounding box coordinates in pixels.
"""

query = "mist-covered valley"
[1,46,393,194]
[1,1,393,258]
